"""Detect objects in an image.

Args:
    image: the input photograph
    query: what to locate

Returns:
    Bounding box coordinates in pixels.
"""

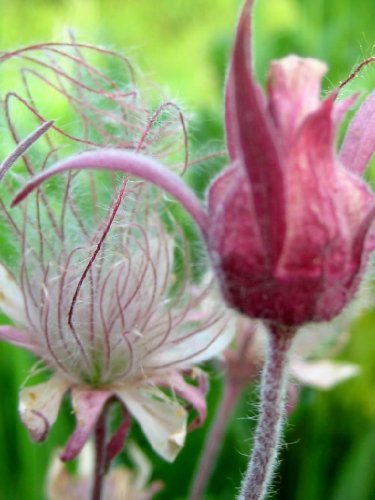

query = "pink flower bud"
[207,0,375,327]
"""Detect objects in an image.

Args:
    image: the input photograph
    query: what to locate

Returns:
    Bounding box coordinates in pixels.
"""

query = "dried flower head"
[0,43,232,462]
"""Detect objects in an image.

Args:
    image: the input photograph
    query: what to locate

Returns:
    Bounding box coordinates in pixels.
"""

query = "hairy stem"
[91,409,108,500]
[190,379,242,499]
[239,326,294,500]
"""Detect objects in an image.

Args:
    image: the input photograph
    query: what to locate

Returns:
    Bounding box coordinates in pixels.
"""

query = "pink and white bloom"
[0,43,233,463]
[0,211,230,462]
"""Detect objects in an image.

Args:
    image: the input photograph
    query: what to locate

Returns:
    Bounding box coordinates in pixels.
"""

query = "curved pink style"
[12,150,208,234]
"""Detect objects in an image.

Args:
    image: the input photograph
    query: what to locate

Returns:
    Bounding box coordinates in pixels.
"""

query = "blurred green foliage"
[0,0,374,499]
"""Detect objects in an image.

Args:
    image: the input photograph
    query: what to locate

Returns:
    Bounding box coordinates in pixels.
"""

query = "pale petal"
[0,263,27,325]
[116,385,187,462]
[47,443,100,499]
[19,375,70,441]
[76,440,95,476]
[48,443,160,500]
[340,91,375,176]
[153,370,208,429]
[290,358,360,390]
[143,314,235,370]
[180,320,235,365]
[0,325,39,354]
[268,55,327,141]
[61,388,112,461]
[127,442,152,490]
[292,322,346,359]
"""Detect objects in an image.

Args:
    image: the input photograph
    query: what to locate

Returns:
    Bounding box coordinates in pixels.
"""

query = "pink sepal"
[225,0,286,261]
[156,370,208,431]
[340,91,375,175]
[333,93,358,128]
[60,388,112,461]
[106,407,131,465]
[19,376,70,442]
[0,325,39,355]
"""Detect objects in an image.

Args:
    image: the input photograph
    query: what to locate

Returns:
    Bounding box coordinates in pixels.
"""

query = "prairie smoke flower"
[214,2,373,497]
[47,442,162,500]
[0,43,232,463]
[208,1,375,328]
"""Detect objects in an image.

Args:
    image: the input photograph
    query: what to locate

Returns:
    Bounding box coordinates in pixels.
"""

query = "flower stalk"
[239,327,294,500]
[189,379,242,499]
[92,407,109,500]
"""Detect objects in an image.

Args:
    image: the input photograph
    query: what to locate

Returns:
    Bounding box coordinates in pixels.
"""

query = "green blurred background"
[0,0,374,499]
